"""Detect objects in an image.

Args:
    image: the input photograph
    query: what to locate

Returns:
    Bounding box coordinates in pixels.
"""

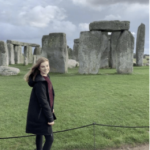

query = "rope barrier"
[53,123,93,133]
[95,123,149,128]
[0,123,149,140]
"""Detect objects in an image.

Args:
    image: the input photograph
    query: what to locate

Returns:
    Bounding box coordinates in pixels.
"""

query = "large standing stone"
[33,55,43,64]
[0,66,20,76]
[34,47,41,55]
[41,35,48,58]
[28,46,33,63]
[100,32,110,68]
[41,33,68,73]
[110,32,122,68]
[33,46,42,64]
[20,54,24,64]
[7,43,15,65]
[116,30,134,74]
[0,41,9,66]
[73,39,80,61]
[14,46,22,64]
[89,20,130,31]
[24,46,28,65]
[136,23,145,66]
[78,31,108,74]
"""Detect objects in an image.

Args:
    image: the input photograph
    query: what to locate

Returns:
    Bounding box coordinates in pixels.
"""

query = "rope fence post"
[93,122,96,150]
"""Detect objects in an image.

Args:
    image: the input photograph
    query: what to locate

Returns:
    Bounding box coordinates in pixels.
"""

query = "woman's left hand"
[53,109,54,113]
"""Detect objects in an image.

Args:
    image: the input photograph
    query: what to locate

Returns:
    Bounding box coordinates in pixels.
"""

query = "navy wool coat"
[26,73,55,135]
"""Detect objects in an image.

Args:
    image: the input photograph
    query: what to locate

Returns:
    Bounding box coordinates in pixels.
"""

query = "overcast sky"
[0,0,149,54]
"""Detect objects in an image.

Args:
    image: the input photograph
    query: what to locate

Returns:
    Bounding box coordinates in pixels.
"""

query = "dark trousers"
[36,133,53,150]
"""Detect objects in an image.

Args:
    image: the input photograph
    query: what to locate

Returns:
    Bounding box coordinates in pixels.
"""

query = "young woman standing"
[24,57,56,150]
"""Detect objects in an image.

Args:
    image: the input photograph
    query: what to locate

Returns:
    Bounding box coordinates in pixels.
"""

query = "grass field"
[0,64,149,150]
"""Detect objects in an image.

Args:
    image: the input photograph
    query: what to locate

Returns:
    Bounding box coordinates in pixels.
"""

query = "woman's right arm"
[34,82,54,123]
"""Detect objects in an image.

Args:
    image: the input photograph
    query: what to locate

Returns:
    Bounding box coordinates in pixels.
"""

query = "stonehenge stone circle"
[0,20,145,75]
[41,33,68,73]
[0,66,20,76]
[89,20,130,31]
[136,23,145,66]
[110,31,122,68]
[0,41,9,66]
[79,19,137,74]
[73,39,80,61]
[6,40,40,65]
[78,31,108,74]
[116,30,134,74]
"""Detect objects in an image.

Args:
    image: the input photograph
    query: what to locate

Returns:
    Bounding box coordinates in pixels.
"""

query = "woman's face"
[39,61,50,75]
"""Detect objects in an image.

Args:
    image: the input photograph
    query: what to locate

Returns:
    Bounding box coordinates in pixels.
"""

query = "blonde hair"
[24,57,49,82]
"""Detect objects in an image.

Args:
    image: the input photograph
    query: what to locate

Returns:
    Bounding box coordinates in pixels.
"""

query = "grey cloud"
[0,23,42,40]
[88,0,149,5]
[0,0,149,54]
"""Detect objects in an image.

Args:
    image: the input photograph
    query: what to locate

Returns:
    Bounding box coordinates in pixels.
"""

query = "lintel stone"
[89,20,130,31]
[7,40,40,47]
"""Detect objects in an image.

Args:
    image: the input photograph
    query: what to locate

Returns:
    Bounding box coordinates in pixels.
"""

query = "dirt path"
[100,143,149,150]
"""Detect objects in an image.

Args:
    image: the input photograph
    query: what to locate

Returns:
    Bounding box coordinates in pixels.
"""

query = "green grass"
[133,57,149,65]
[0,64,149,150]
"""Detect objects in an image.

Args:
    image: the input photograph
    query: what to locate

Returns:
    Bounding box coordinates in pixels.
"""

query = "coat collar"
[28,73,50,87]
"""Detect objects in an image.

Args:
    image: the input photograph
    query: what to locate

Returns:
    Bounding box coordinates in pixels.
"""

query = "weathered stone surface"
[14,46,22,64]
[0,41,9,66]
[20,54,24,64]
[136,23,145,66]
[78,31,108,74]
[41,35,48,58]
[73,39,80,61]
[41,33,68,73]
[74,39,80,43]
[7,40,40,47]
[100,33,110,68]
[24,46,28,65]
[7,43,15,65]
[33,55,43,64]
[68,59,79,68]
[0,66,20,76]
[33,47,41,55]
[110,31,122,68]
[28,46,33,63]
[89,20,130,31]
[108,35,111,68]
[33,55,36,64]
[116,30,134,74]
